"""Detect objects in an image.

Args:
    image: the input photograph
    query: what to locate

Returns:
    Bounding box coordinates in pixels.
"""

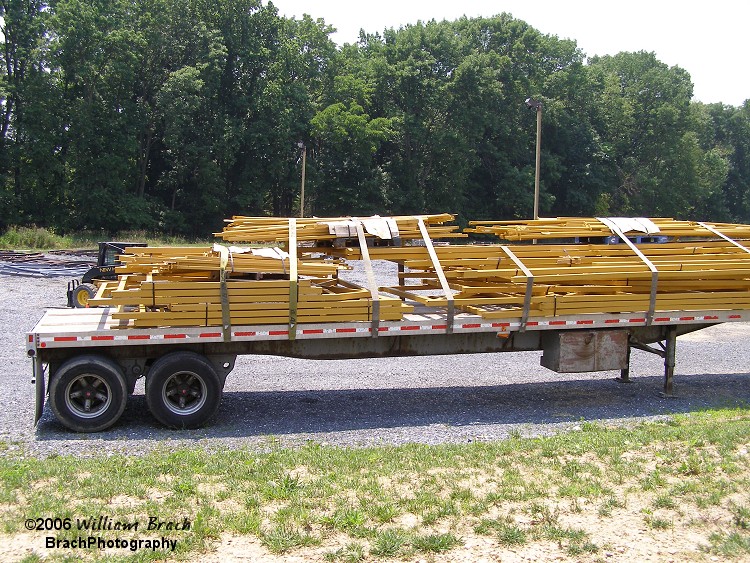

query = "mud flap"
[33,354,45,425]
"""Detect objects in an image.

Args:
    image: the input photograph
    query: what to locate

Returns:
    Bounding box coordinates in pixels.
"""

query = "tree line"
[1,0,749,236]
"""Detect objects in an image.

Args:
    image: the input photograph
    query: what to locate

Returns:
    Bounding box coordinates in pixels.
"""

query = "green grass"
[0,226,71,249]
[708,531,750,557]
[1,407,750,561]
[0,225,211,250]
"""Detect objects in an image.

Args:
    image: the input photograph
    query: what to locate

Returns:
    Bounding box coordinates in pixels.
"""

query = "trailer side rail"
[26,307,748,353]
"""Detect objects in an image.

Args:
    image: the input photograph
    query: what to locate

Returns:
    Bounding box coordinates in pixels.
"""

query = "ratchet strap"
[500,245,534,330]
[213,244,232,342]
[417,217,454,333]
[697,222,750,255]
[355,221,380,336]
[288,218,298,340]
[597,217,658,325]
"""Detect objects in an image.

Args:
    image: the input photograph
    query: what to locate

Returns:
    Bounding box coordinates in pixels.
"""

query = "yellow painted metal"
[88,214,750,328]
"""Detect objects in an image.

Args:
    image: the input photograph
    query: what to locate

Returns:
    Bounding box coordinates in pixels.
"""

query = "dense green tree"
[1,5,749,236]
[0,0,56,228]
[586,51,723,218]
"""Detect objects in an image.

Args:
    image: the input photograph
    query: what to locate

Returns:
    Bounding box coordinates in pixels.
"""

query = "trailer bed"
[26,306,748,352]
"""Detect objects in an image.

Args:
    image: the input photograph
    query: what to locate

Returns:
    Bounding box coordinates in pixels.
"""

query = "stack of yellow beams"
[217,213,465,243]
[89,244,412,328]
[115,246,346,277]
[86,214,750,328]
[466,217,750,241]
[91,277,410,328]
[382,239,750,318]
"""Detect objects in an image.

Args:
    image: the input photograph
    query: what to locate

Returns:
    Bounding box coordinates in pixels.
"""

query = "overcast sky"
[269,0,749,107]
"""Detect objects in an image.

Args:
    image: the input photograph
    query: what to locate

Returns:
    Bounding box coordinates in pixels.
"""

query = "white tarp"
[323,221,358,239]
[219,245,290,260]
[597,217,661,235]
[322,216,400,240]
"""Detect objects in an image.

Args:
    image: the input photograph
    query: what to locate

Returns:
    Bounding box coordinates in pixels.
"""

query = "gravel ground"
[1,263,749,458]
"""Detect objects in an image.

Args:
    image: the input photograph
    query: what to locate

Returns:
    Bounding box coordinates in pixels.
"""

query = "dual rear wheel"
[49,352,222,432]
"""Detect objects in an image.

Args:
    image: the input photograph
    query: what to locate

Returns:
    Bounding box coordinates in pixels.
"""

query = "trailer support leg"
[616,339,632,383]
[661,325,677,397]
[628,326,679,396]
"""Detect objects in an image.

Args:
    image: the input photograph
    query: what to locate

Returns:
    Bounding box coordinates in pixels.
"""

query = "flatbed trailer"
[27,303,744,432]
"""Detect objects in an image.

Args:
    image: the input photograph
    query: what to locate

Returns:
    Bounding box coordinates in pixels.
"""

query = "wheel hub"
[65,374,112,419]
[162,372,206,415]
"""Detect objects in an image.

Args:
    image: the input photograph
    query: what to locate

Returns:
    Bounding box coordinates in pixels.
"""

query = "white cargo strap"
[500,245,534,330]
[212,243,232,341]
[697,222,750,255]
[288,218,298,340]
[597,217,659,325]
[417,217,454,333]
[355,222,380,336]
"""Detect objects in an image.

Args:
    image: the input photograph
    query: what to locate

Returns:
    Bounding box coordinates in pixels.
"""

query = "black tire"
[145,352,221,429]
[49,355,127,432]
[71,283,96,308]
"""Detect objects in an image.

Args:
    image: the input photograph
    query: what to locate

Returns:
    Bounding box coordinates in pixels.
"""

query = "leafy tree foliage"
[0,3,748,236]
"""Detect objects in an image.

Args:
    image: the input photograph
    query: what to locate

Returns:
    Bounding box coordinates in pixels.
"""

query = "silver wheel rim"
[162,371,207,415]
[64,374,112,419]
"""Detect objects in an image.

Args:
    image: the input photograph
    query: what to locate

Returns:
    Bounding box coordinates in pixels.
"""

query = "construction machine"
[66,242,146,308]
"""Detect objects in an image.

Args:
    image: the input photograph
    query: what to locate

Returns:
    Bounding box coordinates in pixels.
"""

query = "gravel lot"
[1,264,750,458]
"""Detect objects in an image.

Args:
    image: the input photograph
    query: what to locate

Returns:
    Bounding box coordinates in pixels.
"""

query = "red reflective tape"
[654,317,671,322]
[400,325,420,331]
[333,328,355,333]
[234,331,256,337]
[729,315,741,319]
[302,329,324,335]
[431,324,447,330]
[550,320,567,326]
[492,323,510,328]
[605,319,620,324]
[91,335,114,341]
[703,316,719,320]
[462,323,481,329]
[629,318,646,323]
[576,320,594,325]
[269,330,289,336]
[28,335,33,343]
[54,336,77,342]
[679,316,695,321]
[199,332,222,338]
[164,334,187,339]
[378,326,390,332]
[128,334,150,340]
[527,321,539,326]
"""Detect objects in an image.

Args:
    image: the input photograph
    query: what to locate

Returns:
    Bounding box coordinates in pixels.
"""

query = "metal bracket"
[630,339,666,358]
[356,222,380,337]
[417,217,453,333]
[500,245,534,330]
[288,218,298,341]
[597,217,658,325]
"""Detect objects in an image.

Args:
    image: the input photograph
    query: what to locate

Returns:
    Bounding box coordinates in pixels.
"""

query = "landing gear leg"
[628,326,679,397]
[616,338,632,383]
[661,325,677,397]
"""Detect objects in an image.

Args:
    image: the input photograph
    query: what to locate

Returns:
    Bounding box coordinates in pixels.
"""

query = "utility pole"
[297,141,306,218]
[525,98,542,220]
